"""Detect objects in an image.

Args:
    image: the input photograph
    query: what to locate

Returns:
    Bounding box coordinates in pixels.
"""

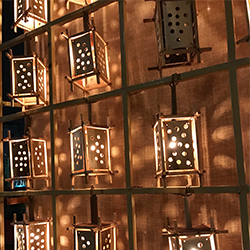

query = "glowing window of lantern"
[75,229,96,250]
[179,234,216,250]
[11,56,47,107]
[14,0,47,32]
[154,0,198,66]
[30,139,48,177]
[153,116,199,174]
[8,137,48,188]
[67,30,110,91]
[70,125,111,176]
[75,224,116,250]
[14,221,50,250]
[9,138,31,179]
[85,125,111,173]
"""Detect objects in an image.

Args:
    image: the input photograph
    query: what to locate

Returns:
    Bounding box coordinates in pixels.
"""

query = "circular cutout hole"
[168,13,172,17]
[182,151,187,157]
[168,22,172,26]
[176,159,182,165]
[181,133,187,138]
[184,22,189,27]
[183,123,189,129]
[179,29,184,34]
[172,151,177,156]
[174,126,180,132]
[175,14,180,19]
[197,242,204,248]
[184,13,188,18]
[186,160,191,166]
[176,37,181,42]
[176,22,180,26]
[167,129,172,134]
[170,29,175,34]
[166,54,170,58]
[175,6,180,11]
[168,157,173,163]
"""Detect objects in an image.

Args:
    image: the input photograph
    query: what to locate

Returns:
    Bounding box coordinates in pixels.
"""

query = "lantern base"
[156,170,201,188]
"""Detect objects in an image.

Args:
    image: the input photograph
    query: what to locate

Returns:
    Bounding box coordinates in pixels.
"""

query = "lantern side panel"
[162,1,194,49]
[14,225,26,250]
[30,0,46,20]
[101,227,114,250]
[27,222,49,250]
[70,33,94,78]
[164,120,195,171]
[36,58,46,101]
[31,139,47,176]
[15,0,26,19]
[71,129,84,172]
[13,58,34,95]
[11,140,31,178]
[86,127,109,171]
[95,32,108,80]
[180,235,212,250]
[154,122,164,174]
[76,230,96,250]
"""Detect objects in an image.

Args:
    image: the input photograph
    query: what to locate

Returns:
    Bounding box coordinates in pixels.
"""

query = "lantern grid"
[69,123,115,187]
[13,0,47,32]
[63,29,110,92]
[5,136,49,189]
[7,53,47,109]
[13,219,50,250]
[153,114,201,187]
[148,0,211,70]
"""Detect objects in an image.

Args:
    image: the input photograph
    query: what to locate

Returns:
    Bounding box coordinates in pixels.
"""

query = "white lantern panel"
[11,139,31,178]
[15,225,26,250]
[101,228,113,250]
[13,58,34,95]
[180,235,214,250]
[86,127,109,171]
[76,230,95,250]
[71,128,84,172]
[31,139,47,176]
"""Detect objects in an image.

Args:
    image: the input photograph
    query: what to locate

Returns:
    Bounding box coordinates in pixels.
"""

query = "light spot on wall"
[55,137,63,147]
[67,196,82,211]
[212,99,231,120]
[60,215,71,227]
[115,76,121,86]
[213,155,236,169]
[224,217,241,233]
[58,7,66,16]
[111,63,119,73]
[60,235,69,247]
[111,146,120,157]
[110,19,119,30]
[212,126,234,142]
[59,153,67,162]
[117,239,125,250]
[58,167,62,177]
[58,45,66,54]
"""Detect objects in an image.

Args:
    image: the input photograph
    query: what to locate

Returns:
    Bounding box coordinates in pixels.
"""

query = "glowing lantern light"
[69,124,113,187]
[63,30,110,91]
[13,0,47,32]
[13,215,50,250]
[151,0,211,68]
[163,219,228,250]
[5,135,49,189]
[7,51,47,109]
[153,114,200,186]
[74,223,116,250]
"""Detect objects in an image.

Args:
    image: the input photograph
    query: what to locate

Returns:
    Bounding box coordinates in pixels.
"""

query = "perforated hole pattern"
[162,1,194,48]
[32,140,46,176]
[31,0,46,19]
[14,59,34,95]
[181,236,211,250]
[17,0,26,17]
[77,231,95,250]
[95,34,108,78]
[165,120,194,170]
[72,34,94,77]
[12,140,30,177]
[87,128,108,170]
[101,229,112,250]
[37,60,45,96]
[28,223,48,250]
[72,130,84,172]
[16,226,26,250]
